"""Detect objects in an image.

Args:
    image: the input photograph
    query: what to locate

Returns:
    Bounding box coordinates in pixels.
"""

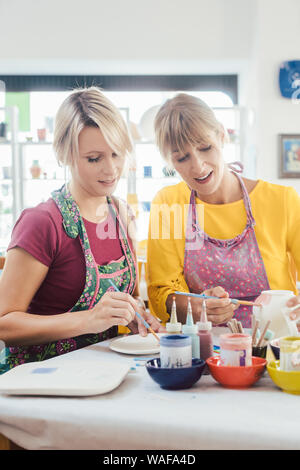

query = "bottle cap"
[182,297,197,334]
[169,296,179,323]
[166,322,182,333]
[197,300,212,331]
[182,323,198,335]
[160,334,191,347]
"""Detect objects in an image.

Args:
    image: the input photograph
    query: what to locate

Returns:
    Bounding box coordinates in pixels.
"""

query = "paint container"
[219,333,252,367]
[166,296,182,334]
[279,336,300,372]
[197,300,213,374]
[252,345,267,359]
[160,335,192,368]
[182,297,200,359]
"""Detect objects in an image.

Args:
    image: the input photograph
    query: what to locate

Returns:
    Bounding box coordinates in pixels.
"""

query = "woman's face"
[170,134,225,198]
[72,126,125,198]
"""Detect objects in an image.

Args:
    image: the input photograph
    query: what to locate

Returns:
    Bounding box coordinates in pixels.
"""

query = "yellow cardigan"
[147,180,300,322]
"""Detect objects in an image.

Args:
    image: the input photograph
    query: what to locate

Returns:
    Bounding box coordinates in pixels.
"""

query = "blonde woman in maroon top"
[0,87,163,367]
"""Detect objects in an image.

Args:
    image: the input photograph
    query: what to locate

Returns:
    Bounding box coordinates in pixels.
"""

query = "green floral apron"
[2,185,137,371]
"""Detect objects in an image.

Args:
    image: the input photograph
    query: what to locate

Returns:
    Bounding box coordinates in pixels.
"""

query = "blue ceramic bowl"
[146,358,206,390]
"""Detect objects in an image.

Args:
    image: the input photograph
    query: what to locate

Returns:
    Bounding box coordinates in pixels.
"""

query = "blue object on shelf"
[141,201,151,212]
[143,166,152,178]
[279,60,300,98]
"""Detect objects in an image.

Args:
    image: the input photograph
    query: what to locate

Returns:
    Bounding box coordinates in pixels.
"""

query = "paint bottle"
[197,300,213,373]
[160,335,192,368]
[182,297,200,359]
[166,296,182,334]
[219,333,252,367]
[279,336,300,372]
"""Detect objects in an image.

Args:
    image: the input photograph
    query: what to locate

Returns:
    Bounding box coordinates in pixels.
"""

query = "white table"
[0,328,299,450]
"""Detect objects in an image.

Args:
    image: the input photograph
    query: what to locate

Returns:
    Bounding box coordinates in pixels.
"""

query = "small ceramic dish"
[206,356,267,388]
[145,358,206,390]
[109,333,163,355]
[267,360,300,394]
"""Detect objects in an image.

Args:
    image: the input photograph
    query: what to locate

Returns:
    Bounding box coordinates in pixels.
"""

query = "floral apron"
[184,171,270,327]
[2,185,137,370]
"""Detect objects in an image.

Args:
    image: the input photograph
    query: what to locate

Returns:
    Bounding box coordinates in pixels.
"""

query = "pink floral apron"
[3,185,137,370]
[184,171,270,327]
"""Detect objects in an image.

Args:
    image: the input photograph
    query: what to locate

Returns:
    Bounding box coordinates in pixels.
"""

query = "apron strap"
[189,163,256,229]
[227,161,244,173]
[232,171,256,227]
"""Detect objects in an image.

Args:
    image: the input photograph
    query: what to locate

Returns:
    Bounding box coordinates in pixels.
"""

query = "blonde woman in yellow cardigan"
[147,93,300,327]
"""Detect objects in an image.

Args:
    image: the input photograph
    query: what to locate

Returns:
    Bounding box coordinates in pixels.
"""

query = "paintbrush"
[227,319,244,334]
[175,291,262,307]
[108,279,160,343]
[256,320,271,348]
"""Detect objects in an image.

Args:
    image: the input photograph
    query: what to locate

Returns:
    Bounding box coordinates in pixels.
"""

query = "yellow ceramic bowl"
[267,360,300,395]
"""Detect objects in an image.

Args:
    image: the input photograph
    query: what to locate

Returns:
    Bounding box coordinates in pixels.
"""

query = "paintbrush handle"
[234,299,261,306]
[257,320,271,347]
[109,279,160,343]
[174,291,211,299]
[175,291,259,307]
[135,310,160,342]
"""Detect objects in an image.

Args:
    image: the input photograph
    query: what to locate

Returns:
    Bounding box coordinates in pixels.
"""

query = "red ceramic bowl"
[206,356,267,388]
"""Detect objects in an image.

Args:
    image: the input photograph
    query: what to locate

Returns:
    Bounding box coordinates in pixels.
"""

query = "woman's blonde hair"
[53,87,133,166]
[154,93,225,161]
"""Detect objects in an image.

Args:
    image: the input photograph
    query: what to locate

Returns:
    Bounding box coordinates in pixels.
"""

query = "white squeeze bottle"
[182,297,200,359]
[166,296,182,334]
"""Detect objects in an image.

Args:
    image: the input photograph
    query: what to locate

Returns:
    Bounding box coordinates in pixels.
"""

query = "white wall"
[0,0,299,191]
[245,0,300,191]
[0,0,254,70]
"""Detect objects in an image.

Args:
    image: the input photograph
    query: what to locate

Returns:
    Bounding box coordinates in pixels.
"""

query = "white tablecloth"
[0,328,300,450]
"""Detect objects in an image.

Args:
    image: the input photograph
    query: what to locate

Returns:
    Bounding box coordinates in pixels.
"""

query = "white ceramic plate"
[109,333,163,355]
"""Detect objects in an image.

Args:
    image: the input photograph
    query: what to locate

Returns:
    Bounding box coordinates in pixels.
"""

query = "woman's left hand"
[128,297,166,336]
[286,295,300,321]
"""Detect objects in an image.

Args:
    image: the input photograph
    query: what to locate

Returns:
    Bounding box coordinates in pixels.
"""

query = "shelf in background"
[23,178,66,182]
[20,141,53,145]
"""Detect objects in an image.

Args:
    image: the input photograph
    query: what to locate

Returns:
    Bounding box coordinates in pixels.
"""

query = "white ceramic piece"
[109,333,163,355]
[253,290,299,339]
[0,360,130,396]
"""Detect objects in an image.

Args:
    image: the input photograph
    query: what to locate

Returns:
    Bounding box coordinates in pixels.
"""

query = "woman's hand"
[128,297,166,336]
[202,286,238,326]
[286,296,300,322]
[88,291,137,333]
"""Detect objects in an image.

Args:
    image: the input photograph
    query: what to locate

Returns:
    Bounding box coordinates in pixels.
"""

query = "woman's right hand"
[203,286,239,325]
[87,291,137,334]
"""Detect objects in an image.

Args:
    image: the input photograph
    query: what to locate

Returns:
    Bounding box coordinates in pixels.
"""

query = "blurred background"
[0,0,299,259]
